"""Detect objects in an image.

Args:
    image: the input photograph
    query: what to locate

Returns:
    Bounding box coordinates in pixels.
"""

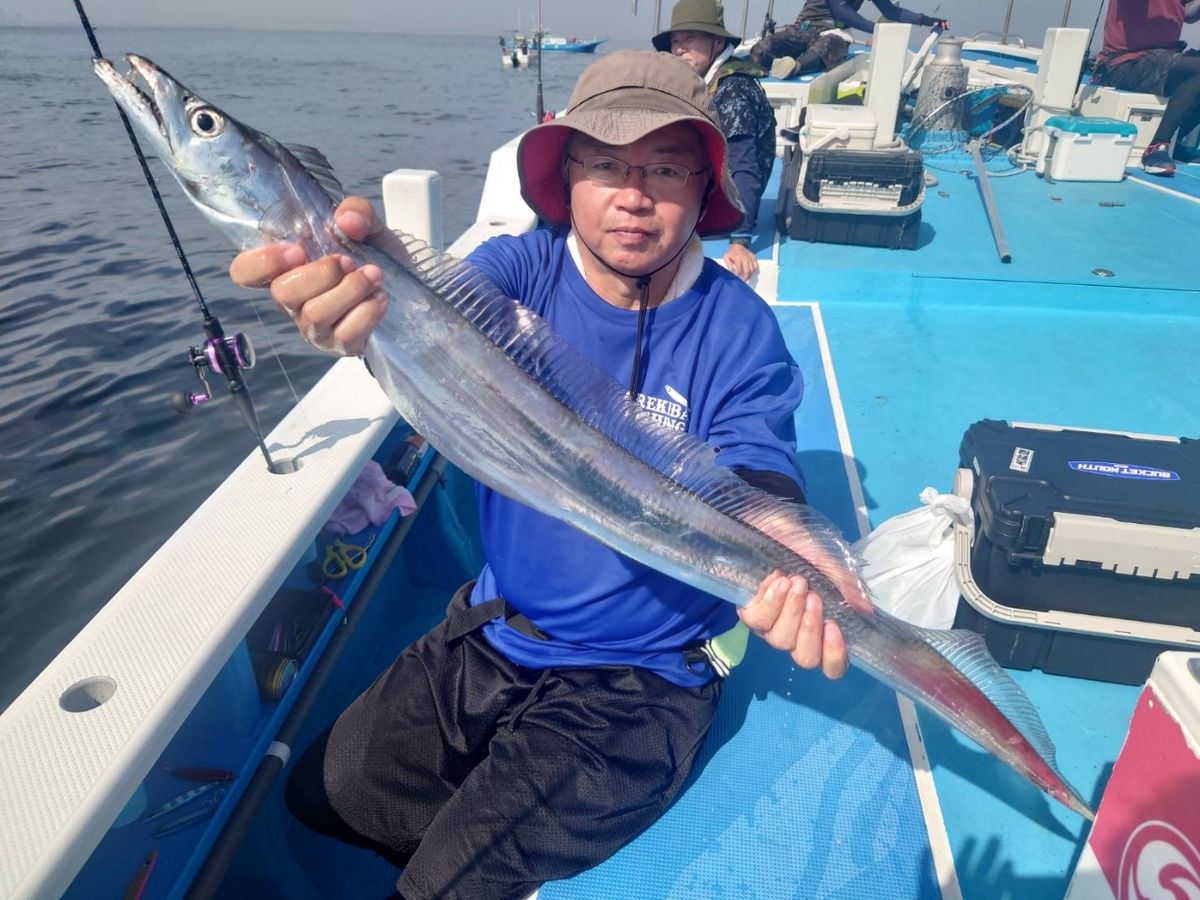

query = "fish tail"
[914,622,1093,817]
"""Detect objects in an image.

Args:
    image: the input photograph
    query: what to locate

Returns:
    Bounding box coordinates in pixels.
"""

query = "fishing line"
[244,296,307,410]
[73,0,283,472]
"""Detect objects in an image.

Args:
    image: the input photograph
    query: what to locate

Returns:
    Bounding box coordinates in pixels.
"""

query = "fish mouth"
[92,54,174,153]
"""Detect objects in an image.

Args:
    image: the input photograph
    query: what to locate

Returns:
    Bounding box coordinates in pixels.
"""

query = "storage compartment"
[787,146,925,249]
[952,419,1200,684]
[1077,83,1166,159]
[789,204,923,249]
[1038,115,1137,182]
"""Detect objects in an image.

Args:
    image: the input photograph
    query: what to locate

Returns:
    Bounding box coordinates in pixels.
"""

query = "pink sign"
[1088,685,1200,899]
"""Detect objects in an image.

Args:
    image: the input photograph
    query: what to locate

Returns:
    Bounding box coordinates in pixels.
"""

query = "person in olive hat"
[654,0,776,281]
[752,0,949,79]
[228,49,847,899]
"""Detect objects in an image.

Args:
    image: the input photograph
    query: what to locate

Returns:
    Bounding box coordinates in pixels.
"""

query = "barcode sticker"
[1010,446,1034,473]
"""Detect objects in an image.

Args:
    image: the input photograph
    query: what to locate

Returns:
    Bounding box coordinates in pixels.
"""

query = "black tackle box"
[952,419,1200,684]
[785,147,925,250]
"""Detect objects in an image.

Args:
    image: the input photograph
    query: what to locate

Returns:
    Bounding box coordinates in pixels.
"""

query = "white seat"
[1076,83,1168,160]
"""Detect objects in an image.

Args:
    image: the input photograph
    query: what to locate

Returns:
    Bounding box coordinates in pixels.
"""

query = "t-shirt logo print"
[637,385,690,432]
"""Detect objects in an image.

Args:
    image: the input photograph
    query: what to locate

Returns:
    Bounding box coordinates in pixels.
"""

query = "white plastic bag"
[850,487,972,629]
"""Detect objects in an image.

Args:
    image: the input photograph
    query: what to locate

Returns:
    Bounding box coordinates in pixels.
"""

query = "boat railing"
[0,357,398,900]
[383,133,538,259]
[971,30,1027,48]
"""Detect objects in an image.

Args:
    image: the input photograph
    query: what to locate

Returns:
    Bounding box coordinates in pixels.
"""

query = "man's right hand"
[229,196,389,356]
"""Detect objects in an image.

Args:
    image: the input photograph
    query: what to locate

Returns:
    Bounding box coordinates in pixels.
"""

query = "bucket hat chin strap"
[567,200,704,398]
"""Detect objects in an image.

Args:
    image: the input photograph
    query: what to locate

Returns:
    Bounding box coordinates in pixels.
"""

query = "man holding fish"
[230,50,846,898]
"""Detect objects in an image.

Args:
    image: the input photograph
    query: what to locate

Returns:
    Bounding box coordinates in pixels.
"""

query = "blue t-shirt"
[465,230,804,686]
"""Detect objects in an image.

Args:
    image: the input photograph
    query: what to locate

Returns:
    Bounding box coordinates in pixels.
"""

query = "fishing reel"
[172,331,256,413]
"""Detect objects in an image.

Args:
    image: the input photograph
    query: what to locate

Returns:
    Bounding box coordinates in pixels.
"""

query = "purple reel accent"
[203,334,254,374]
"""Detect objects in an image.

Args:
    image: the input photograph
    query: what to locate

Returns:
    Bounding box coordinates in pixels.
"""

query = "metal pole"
[653,0,662,36]
[741,0,750,40]
[1002,0,1015,38]
[969,140,1012,263]
[1061,0,1074,25]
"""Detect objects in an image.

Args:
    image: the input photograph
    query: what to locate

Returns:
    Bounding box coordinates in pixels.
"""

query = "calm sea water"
[0,26,621,711]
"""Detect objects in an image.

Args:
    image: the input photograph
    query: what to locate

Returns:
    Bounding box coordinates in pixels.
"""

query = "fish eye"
[189,107,225,138]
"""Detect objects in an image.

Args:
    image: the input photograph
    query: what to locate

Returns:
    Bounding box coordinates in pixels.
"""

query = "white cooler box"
[1037,115,1137,182]
[801,104,878,152]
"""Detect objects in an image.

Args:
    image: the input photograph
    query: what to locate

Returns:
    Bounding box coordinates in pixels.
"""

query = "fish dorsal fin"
[285,143,344,199]
[916,625,1065,777]
[372,230,865,589]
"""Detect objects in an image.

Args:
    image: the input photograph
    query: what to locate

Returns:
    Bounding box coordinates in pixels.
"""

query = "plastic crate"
[787,147,925,250]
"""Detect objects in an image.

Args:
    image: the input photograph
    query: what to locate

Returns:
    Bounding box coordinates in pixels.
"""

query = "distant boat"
[538,34,605,53]
[499,33,533,68]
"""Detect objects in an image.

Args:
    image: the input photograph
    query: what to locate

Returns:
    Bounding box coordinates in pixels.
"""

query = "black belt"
[445,592,728,682]
[445,596,549,643]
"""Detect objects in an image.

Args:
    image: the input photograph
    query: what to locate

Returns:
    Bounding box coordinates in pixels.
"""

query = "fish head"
[93,54,330,248]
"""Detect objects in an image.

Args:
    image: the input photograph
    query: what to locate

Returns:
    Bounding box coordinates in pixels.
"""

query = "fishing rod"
[763,0,776,38]
[71,0,281,474]
[535,0,545,121]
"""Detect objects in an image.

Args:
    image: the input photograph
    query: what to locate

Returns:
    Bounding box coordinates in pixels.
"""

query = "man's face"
[669,30,719,75]
[565,122,710,279]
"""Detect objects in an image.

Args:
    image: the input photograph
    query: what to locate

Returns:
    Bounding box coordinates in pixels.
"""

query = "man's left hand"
[723,241,759,282]
[738,571,849,679]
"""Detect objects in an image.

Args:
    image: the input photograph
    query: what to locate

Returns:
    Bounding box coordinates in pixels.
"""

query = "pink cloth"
[325,460,417,534]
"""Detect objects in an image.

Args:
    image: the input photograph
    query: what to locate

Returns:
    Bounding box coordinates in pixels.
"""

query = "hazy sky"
[0,1,1128,47]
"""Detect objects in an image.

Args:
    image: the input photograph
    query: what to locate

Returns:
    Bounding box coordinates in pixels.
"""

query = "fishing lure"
[150,791,225,839]
[137,782,216,825]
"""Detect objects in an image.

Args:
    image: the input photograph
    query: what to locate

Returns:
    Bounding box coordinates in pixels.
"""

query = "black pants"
[750,23,850,73]
[1104,48,1200,146]
[286,584,722,899]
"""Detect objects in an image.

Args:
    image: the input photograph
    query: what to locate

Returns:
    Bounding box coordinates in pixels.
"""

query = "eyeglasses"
[567,154,707,193]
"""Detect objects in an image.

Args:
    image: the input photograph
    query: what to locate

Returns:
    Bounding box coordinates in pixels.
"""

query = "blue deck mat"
[779,162,1200,291]
[543,306,938,900]
[775,165,1200,896]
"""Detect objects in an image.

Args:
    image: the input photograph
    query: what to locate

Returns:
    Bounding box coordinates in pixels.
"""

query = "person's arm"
[826,0,879,32]
[715,79,772,281]
[851,0,947,30]
[735,466,806,503]
[727,135,765,238]
[724,135,764,281]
